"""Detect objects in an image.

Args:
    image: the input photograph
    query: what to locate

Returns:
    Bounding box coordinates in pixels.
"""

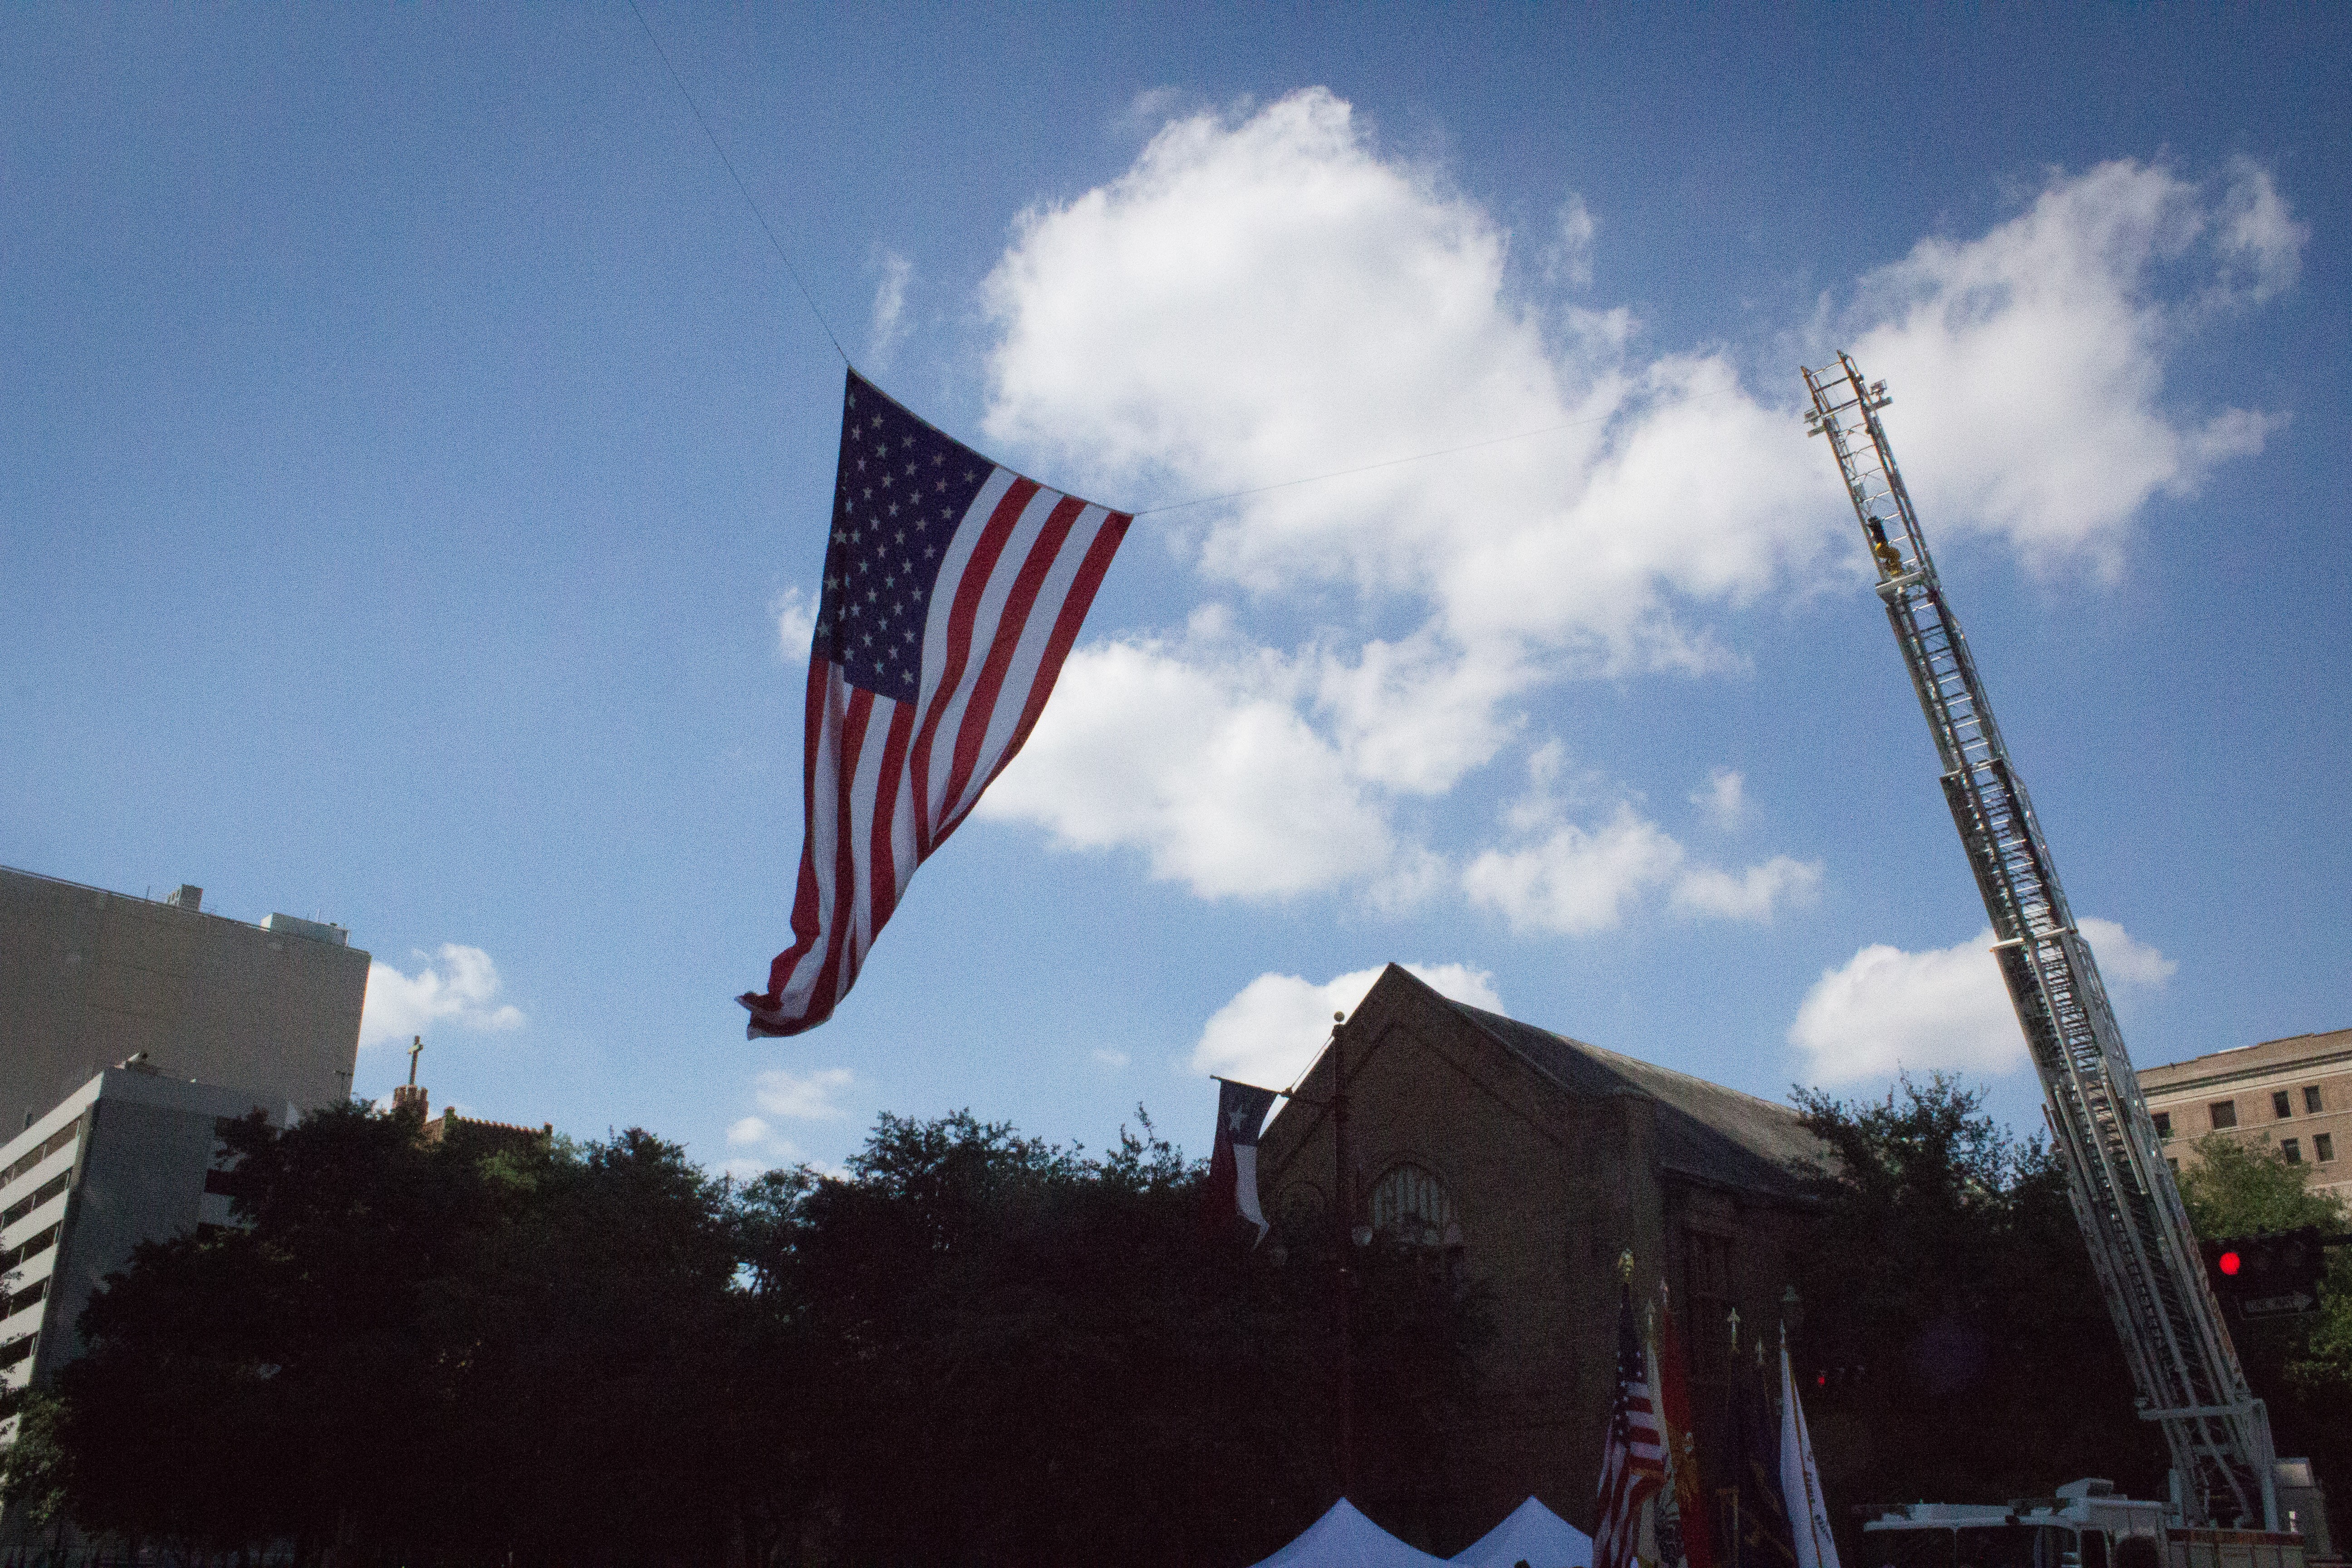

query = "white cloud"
[751,1066,855,1121]
[1842,158,2302,577]
[1463,753,1820,934]
[727,1115,773,1146]
[1091,1048,1131,1069]
[1670,855,1822,921]
[1692,767,1747,830]
[972,89,1844,907]
[1788,917,2176,1084]
[1465,804,1684,936]
[1549,194,1597,289]
[359,943,525,1049]
[772,585,816,660]
[1191,962,1504,1090]
[970,90,2297,926]
[867,248,913,368]
[976,617,1397,899]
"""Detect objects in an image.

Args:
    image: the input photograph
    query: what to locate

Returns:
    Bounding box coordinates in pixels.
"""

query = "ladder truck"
[1798,353,2285,1535]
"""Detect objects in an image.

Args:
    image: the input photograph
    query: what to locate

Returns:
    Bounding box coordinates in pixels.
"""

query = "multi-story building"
[2137,1028,2352,1201]
[0,1061,296,1405]
[0,864,370,1134]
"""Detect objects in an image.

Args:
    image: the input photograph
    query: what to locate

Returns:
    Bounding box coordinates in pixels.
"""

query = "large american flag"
[1594,1279,1668,1568]
[739,369,1130,1038]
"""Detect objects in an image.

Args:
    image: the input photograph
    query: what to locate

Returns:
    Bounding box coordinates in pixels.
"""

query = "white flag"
[1779,1337,1840,1568]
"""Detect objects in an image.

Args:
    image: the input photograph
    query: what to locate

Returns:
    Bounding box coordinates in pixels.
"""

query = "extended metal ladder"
[1800,353,2277,1529]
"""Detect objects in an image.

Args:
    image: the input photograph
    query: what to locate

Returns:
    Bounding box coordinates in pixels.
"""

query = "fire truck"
[1797,358,2334,1565]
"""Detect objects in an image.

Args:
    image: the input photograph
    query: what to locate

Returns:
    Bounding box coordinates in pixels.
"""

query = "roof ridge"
[1448,999,1799,1122]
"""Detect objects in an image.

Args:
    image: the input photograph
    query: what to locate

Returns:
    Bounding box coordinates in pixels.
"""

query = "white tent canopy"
[1450,1496,1593,1568]
[1249,1499,1456,1568]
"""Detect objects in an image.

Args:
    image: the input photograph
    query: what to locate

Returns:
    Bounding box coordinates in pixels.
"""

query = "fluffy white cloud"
[1464,750,1821,934]
[722,1071,858,1179]
[867,248,913,368]
[972,89,2297,924]
[1845,158,2301,577]
[359,943,525,1049]
[975,617,1397,899]
[1788,916,2176,1084]
[1191,962,1504,1090]
[1691,767,1747,830]
[751,1065,855,1121]
[772,584,816,660]
[1670,856,1823,921]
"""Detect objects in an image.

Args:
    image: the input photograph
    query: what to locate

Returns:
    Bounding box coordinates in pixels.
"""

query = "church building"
[1254,964,1827,1544]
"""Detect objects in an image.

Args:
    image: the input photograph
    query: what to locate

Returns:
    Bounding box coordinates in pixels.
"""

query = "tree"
[2175,1132,2352,1515]
[771,1108,1485,1567]
[1785,1076,2167,1532]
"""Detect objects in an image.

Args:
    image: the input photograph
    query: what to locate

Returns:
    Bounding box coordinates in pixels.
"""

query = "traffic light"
[2199,1228,2328,1319]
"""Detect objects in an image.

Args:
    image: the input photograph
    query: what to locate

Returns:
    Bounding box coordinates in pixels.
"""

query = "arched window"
[1369,1163,1460,1250]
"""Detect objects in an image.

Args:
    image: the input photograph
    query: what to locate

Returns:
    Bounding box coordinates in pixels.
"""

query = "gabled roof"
[1355,964,1823,1200]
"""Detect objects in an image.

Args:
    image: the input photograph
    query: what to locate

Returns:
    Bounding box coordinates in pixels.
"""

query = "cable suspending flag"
[740,369,1131,1038]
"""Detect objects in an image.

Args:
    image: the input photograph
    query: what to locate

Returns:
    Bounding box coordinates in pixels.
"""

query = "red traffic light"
[2219,1250,2243,1277]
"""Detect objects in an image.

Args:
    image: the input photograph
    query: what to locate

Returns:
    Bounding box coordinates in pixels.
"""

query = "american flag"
[739,369,1131,1038]
[1594,1279,1668,1568]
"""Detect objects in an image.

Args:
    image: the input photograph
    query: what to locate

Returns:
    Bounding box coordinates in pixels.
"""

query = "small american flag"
[740,369,1130,1038]
[1594,1279,1668,1568]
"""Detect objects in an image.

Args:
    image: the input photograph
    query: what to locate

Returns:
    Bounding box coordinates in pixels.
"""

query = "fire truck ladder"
[1800,353,2277,1530]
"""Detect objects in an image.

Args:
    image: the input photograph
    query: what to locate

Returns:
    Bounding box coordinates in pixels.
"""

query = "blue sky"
[5,5,2346,1176]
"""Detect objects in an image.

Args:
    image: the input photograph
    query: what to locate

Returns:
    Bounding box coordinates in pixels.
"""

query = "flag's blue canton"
[813,373,996,703]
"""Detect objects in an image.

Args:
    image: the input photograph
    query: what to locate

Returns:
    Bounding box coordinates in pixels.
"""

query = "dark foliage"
[2174,1133,2352,1513]
[6,1103,1481,1567]
[1784,1076,2167,1540]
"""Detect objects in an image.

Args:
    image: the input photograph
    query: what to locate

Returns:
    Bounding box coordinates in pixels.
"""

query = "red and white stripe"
[745,471,1128,1038]
[1594,1325,1667,1568]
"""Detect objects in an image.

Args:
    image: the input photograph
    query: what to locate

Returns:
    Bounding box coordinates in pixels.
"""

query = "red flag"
[740,369,1130,1038]
[1652,1286,1716,1568]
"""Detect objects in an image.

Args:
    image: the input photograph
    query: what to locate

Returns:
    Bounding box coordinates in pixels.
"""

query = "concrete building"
[0,1062,296,1405]
[1254,964,1825,1547]
[0,864,370,1134]
[2138,1028,2352,1201]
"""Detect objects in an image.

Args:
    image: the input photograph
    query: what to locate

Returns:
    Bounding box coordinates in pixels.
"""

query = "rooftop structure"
[0,865,370,1135]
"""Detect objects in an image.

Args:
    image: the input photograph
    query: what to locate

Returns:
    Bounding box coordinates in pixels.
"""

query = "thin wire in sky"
[625,0,850,365]
[1130,385,1744,517]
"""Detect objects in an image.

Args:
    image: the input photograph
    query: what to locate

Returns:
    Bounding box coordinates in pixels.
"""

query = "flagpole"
[1330,1010,1356,1499]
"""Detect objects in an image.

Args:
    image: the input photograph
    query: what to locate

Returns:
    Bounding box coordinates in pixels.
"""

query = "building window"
[2282,1139,2302,1164]
[2153,1112,2173,1141]
[2274,1090,2294,1120]
[2305,1087,2325,1115]
[2210,1101,2238,1130]
[2316,1134,2336,1163]
[1369,1164,1458,1250]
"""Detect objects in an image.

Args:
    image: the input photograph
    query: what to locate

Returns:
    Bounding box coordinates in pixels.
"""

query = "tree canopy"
[3,1102,1483,1568]
[1784,1076,2168,1527]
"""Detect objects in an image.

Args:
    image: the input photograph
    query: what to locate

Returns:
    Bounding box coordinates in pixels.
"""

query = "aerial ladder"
[1799,353,2280,1531]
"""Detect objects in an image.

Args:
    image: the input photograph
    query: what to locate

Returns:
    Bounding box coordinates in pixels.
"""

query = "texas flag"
[1205,1078,1279,1242]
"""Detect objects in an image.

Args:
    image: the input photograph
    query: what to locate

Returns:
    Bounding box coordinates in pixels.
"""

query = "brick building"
[2138,1028,2352,1201]
[1254,965,1824,1546]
